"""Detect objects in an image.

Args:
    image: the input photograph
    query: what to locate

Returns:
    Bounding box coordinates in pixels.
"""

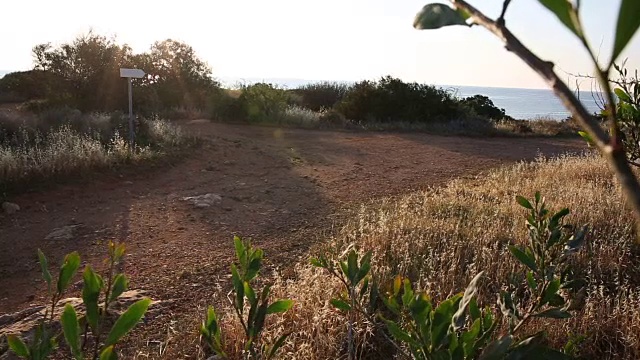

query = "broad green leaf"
[99,345,117,360]
[611,0,640,64]
[82,266,103,331]
[393,275,402,295]
[508,245,537,272]
[309,258,322,267]
[231,264,244,312]
[414,3,470,30]
[7,335,30,358]
[533,308,572,319]
[469,297,481,321]
[578,131,594,145]
[267,299,293,314]
[244,282,257,304]
[61,304,82,359]
[515,196,533,210]
[108,274,128,304]
[401,279,414,307]
[57,251,81,294]
[246,257,262,282]
[384,319,418,347]
[614,88,632,103]
[479,335,513,360]
[550,208,570,224]
[347,250,358,283]
[37,249,53,294]
[355,251,372,284]
[432,295,461,347]
[453,271,484,331]
[330,298,351,311]
[538,0,582,38]
[267,333,290,359]
[234,236,246,265]
[105,298,151,346]
[541,279,562,306]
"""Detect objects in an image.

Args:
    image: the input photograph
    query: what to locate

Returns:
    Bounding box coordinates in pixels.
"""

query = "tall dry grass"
[0,110,191,193]
[261,153,639,359]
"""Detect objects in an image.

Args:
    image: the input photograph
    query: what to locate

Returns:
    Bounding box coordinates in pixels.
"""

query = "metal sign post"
[120,68,146,149]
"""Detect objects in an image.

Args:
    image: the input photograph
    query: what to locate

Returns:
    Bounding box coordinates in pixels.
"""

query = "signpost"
[120,68,146,148]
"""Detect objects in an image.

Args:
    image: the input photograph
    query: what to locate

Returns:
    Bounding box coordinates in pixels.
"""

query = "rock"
[182,193,222,208]
[2,202,20,215]
[45,225,81,240]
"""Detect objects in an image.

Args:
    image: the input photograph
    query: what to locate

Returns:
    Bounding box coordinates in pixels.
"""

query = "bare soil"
[0,121,585,358]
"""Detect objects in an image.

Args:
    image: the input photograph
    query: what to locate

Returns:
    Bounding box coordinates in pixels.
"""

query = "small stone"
[2,202,20,214]
[45,225,81,241]
[182,193,222,208]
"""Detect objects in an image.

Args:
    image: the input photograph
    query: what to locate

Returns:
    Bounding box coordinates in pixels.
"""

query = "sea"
[1,71,601,120]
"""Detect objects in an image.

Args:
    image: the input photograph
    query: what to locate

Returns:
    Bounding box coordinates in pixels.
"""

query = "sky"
[1,0,638,89]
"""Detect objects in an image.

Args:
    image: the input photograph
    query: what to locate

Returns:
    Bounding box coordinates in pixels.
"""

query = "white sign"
[120,68,145,78]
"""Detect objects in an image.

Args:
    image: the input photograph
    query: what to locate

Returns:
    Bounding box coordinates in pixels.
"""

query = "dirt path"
[0,122,584,357]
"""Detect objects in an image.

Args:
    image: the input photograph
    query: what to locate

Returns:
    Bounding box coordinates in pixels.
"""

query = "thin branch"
[451,0,640,235]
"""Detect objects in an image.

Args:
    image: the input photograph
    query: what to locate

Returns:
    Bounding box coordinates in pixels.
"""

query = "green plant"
[291,82,351,111]
[310,249,378,360]
[609,62,640,167]
[237,83,289,123]
[7,243,151,360]
[412,0,640,232]
[313,193,588,359]
[336,76,461,124]
[201,236,293,359]
[459,95,508,121]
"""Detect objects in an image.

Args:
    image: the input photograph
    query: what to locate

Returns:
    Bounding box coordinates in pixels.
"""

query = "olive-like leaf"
[508,245,537,272]
[99,345,117,360]
[330,298,351,311]
[57,251,81,294]
[105,298,151,346]
[108,274,128,304]
[414,3,470,30]
[538,0,582,38]
[61,304,82,359]
[515,196,533,210]
[7,335,30,358]
[267,299,293,314]
[534,308,572,319]
[37,249,53,294]
[611,0,640,65]
[614,88,632,103]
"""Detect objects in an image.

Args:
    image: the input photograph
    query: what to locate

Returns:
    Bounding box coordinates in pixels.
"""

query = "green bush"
[459,95,508,120]
[291,82,351,111]
[237,83,289,123]
[336,76,461,123]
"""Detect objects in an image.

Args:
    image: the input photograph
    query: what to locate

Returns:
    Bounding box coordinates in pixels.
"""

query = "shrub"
[336,76,461,123]
[459,94,508,120]
[208,89,245,121]
[279,105,321,127]
[291,82,351,111]
[237,83,289,123]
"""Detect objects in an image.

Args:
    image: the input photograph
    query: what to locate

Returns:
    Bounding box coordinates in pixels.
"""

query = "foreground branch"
[451,0,640,234]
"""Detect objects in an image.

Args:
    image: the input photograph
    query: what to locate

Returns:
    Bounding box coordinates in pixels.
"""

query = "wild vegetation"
[3,0,640,359]
[0,108,190,195]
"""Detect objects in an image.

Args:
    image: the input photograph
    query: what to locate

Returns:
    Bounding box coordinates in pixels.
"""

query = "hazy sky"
[1,0,638,89]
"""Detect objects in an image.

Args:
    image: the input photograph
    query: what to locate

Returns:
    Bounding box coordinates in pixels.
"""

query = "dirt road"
[0,122,584,357]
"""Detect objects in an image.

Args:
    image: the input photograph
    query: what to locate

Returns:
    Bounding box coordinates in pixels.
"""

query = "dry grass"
[262,153,639,359]
[0,110,191,193]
